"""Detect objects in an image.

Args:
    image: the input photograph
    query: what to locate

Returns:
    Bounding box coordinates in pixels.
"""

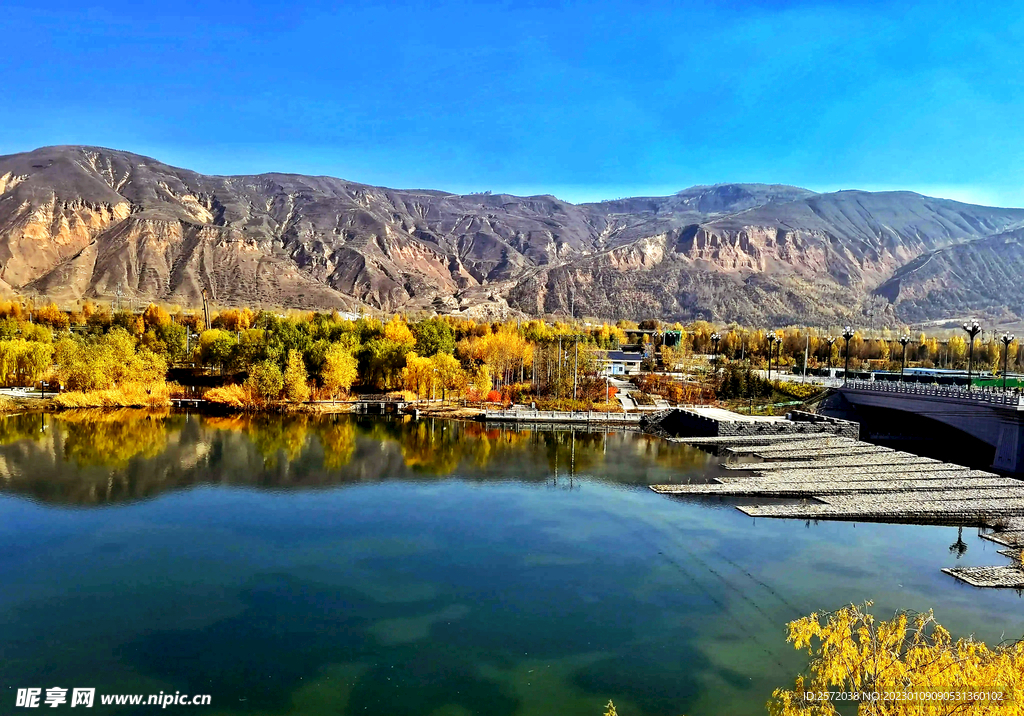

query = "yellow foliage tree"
[283,350,310,402]
[55,329,166,392]
[320,343,358,398]
[949,335,967,368]
[383,315,416,348]
[431,352,465,401]
[473,364,492,400]
[769,603,1024,715]
[142,303,172,329]
[402,351,435,398]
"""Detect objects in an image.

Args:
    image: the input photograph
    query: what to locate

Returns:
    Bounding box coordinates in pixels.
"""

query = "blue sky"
[2,1,1022,206]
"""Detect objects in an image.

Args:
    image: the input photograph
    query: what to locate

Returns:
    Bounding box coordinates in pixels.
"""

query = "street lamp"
[898,334,911,383]
[766,333,778,381]
[962,320,981,388]
[825,336,836,377]
[1001,332,1015,392]
[842,326,855,385]
[710,332,721,367]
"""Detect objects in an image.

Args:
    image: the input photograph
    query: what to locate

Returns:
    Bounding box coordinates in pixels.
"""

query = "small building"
[598,350,643,376]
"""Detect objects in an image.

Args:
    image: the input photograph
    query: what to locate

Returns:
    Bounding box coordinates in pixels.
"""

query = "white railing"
[843,379,1022,407]
[484,409,643,423]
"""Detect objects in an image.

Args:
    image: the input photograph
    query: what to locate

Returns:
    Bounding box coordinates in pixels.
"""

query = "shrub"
[54,383,171,408]
[204,384,252,409]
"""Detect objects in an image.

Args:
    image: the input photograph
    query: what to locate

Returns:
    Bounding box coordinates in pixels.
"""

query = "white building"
[597,350,643,376]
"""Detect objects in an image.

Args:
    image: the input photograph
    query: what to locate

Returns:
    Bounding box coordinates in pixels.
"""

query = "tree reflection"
[317,419,356,469]
[0,413,50,446]
[0,412,705,505]
[61,409,172,468]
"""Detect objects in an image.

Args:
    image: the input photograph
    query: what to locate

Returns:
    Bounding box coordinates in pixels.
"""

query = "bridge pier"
[993,421,1024,472]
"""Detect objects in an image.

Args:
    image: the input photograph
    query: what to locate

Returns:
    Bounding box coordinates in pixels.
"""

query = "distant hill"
[2,145,1023,325]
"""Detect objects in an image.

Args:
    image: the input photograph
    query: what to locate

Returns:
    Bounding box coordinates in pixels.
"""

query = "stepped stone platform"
[725,454,937,471]
[656,407,859,440]
[725,437,858,454]
[981,530,1024,548]
[650,415,1024,589]
[670,434,832,446]
[941,566,1024,589]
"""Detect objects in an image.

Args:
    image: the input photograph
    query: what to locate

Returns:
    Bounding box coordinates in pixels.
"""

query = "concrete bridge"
[838,380,1024,472]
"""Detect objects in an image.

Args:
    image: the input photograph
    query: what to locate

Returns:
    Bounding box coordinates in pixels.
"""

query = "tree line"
[0,299,1017,407]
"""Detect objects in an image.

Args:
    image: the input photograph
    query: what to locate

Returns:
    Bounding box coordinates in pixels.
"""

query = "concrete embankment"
[650,408,1024,589]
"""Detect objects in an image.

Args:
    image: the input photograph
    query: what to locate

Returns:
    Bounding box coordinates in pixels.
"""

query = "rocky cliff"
[2,145,1023,325]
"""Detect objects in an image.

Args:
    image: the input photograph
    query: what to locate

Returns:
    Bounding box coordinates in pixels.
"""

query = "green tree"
[412,317,456,356]
[199,329,237,371]
[245,360,283,402]
[361,338,408,390]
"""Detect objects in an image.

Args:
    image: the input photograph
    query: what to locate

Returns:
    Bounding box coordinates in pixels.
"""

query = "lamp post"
[962,320,981,388]
[842,326,855,385]
[825,336,836,379]
[1002,332,1015,392]
[766,333,778,382]
[898,335,911,383]
[710,332,721,368]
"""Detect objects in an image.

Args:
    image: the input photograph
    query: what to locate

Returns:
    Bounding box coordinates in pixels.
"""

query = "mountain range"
[2,145,1023,326]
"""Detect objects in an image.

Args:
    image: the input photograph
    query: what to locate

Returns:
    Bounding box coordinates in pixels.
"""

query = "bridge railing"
[843,379,1023,407]
[484,409,643,423]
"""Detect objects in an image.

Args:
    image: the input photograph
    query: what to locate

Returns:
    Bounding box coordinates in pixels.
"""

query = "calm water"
[0,411,1021,716]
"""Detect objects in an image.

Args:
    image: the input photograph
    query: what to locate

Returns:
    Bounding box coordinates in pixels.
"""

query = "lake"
[0,411,1021,715]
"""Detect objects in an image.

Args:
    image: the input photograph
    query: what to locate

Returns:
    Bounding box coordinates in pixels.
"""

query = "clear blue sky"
[3,1,1022,206]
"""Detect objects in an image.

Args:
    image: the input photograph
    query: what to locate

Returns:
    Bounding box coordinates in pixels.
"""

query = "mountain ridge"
[3,145,1023,325]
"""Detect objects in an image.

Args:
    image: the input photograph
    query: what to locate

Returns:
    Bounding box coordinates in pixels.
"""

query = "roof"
[600,351,643,361]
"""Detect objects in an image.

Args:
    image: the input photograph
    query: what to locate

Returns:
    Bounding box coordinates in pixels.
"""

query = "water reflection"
[0,412,716,505]
[1,413,1022,716]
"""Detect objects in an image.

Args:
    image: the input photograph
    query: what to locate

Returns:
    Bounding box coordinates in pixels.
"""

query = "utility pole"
[826,336,836,381]
[803,332,809,382]
[572,336,579,401]
[557,336,563,398]
[202,290,211,332]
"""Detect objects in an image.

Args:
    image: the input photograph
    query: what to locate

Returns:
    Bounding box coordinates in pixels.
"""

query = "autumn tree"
[245,360,283,402]
[431,352,465,401]
[769,603,1024,716]
[142,303,172,329]
[402,351,436,398]
[34,303,70,330]
[283,349,310,402]
[383,315,416,348]
[54,329,166,392]
[472,364,492,401]
[320,343,358,398]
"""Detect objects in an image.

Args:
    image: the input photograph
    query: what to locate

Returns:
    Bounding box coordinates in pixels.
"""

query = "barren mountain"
[2,145,1023,325]
[874,227,1024,324]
